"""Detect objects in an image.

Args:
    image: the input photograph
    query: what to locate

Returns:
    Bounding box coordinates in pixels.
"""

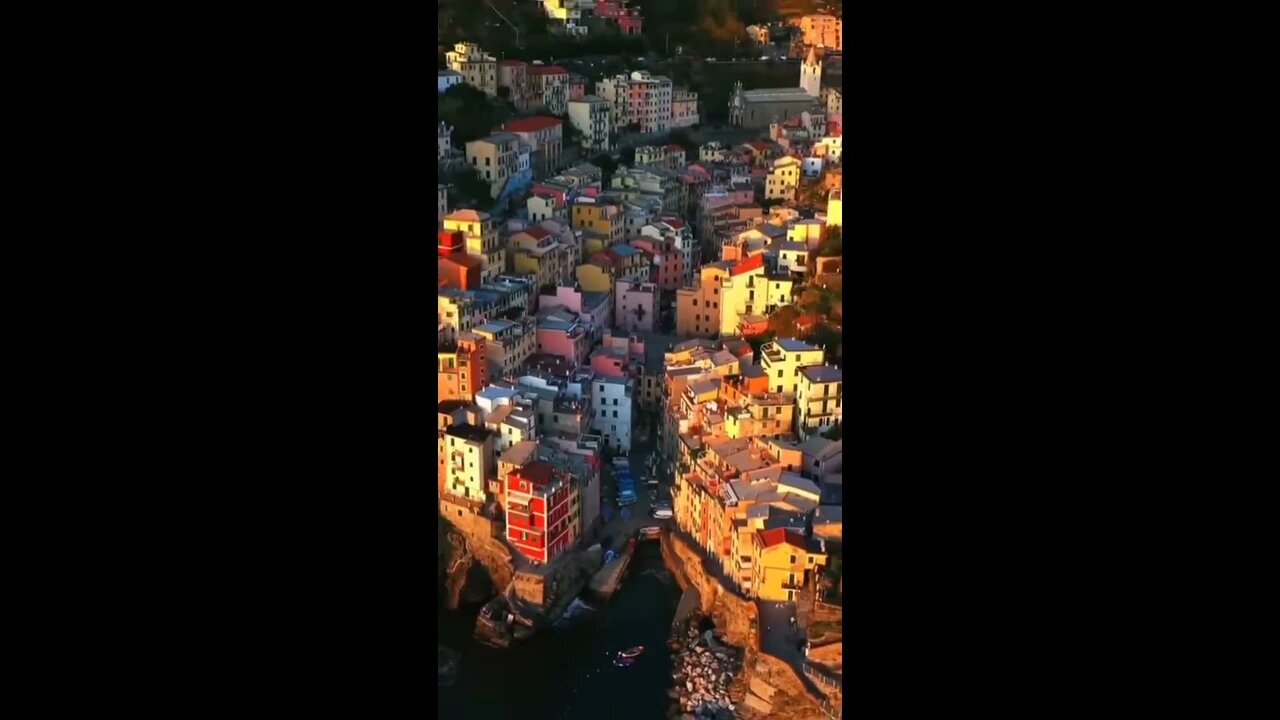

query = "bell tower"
[800,46,821,98]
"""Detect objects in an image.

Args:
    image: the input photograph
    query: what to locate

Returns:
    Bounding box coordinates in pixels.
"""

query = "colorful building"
[499,116,563,178]
[751,528,827,602]
[759,338,825,395]
[445,42,497,95]
[506,461,580,564]
[438,333,489,405]
[442,209,505,285]
[796,365,842,440]
[529,65,570,115]
[443,423,496,504]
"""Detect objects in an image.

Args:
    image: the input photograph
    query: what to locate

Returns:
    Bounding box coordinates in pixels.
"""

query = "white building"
[567,95,612,152]
[438,184,448,227]
[438,69,464,93]
[591,374,634,454]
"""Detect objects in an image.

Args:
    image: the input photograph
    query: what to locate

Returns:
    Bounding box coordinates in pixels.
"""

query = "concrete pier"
[588,540,636,601]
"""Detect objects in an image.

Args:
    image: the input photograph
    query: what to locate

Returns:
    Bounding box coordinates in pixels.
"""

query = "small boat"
[618,645,645,659]
[614,657,635,668]
[639,526,661,540]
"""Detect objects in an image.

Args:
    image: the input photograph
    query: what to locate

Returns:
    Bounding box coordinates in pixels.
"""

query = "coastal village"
[438,3,843,718]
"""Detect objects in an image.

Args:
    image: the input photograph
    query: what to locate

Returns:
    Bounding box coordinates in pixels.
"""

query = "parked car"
[651,507,673,519]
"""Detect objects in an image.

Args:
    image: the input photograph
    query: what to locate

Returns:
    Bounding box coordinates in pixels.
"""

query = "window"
[485,157,491,166]
[600,410,606,417]
[807,557,815,565]
[777,370,783,378]
[789,555,797,565]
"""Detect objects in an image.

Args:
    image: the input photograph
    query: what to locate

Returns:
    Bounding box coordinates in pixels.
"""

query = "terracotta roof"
[517,226,551,240]
[498,59,527,66]
[757,527,807,549]
[440,254,483,269]
[666,144,684,152]
[502,116,563,132]
[529,65,569,75]
[512,461,554,486]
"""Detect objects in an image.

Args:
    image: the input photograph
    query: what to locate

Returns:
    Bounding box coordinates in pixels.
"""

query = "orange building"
[439,254,482,290]
[437,333,489,404]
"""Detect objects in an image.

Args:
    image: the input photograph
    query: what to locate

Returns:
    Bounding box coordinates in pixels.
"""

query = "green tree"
[766,305,799,337]
[817,226,842,256]
[450,169,493,206]
[439,84,513,145]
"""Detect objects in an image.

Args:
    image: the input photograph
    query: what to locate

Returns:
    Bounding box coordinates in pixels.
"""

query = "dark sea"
[438,541,682,720]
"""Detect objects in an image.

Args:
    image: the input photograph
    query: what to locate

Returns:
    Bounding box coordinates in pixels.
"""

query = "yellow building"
[796,365,842,440]
[676,263,731,338]
[787,218,825,246]
[724,392,796,440]
[765,156,802,201]
[466,133,522,200]
[799,14,843,51]
[443,423,496,504]
[826,188,842,228]
[472,318,537,377]
[751,527,827,602]
[571,197,624,248]
[509,226,573,288]
[443,209,505,285]
[718,260,794,337]
[759,338,824,395]
[445,42,498,95]
[575,262,614,294]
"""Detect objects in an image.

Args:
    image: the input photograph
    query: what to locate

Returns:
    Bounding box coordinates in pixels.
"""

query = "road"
[597,426,671,550]
[758,599,805,666]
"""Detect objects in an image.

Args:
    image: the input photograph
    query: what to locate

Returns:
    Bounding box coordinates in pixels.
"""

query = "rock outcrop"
[439,514,514,610]
[668,617,745,718]
[660,531,835,720]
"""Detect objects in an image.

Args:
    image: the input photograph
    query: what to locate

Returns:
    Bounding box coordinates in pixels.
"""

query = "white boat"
[639,526,662,540]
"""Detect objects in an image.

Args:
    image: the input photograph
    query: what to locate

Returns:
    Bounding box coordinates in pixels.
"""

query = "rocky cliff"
[439,513,515,610]
[661,531,835,720]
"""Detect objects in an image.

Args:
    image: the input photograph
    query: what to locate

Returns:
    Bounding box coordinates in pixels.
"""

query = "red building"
[506,461,579,564]
[438,230,464,257]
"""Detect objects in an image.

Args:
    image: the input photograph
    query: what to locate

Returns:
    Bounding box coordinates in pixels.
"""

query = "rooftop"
[444,208,490,222]
[438,399,470,414]
[502,116,563,133]
[513,461,555,486]
[776,337,820,352]
[756,527,808,549]
[446,423,492,443]
[801,365,843,383]
[499,439,539,466]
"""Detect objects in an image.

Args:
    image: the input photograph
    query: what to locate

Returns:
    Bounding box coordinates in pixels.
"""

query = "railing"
[804,661,843,693]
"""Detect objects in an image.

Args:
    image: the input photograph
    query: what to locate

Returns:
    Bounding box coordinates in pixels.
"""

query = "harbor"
[439,540,683,720]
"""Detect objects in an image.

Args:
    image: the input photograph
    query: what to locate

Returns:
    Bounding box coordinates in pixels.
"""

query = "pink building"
[617,8,643,36]
[614,279,657,333]
[540,285,614,335]
[590,332,646,379]
[537,308,593,365]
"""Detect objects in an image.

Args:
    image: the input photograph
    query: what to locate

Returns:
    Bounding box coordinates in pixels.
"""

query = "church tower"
[729,81,745,127]
[800,45,821,98]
